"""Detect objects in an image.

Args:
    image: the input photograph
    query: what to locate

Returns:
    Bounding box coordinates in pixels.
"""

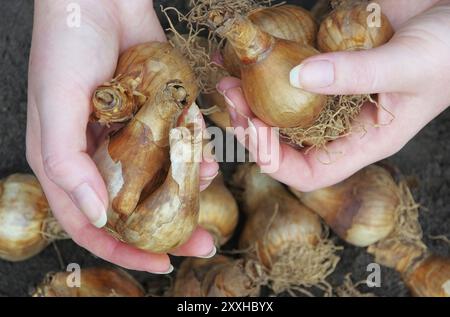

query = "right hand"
[218,0,450,192]
[27,0,218,273]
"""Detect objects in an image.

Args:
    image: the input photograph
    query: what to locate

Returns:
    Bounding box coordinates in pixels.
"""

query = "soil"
[0,0,448,297]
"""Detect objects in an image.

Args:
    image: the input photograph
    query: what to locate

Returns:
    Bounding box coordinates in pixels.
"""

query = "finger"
[170,227,216,258]
[26,96,44,174]
[116,1,166,48]
[198,108,219,190]
[242,105,380,191]
[289,41,421,95]
[217,79,258,151]
[36,88,108,228]
[221,87,255,120]
[217,82,281,169]
[200,160,219,191]
[247,118,282,174]
[377,0,441,28]
[31,146,173,273]
[216,74,389,189]
[73,221,173,273]
[217,76,242,91]
[261,95,435,192]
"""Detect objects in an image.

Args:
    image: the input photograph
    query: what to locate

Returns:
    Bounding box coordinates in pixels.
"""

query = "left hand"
[27,0,218,273]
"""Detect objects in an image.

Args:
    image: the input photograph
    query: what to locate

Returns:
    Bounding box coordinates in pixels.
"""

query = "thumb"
[37,89,108,228]
[289,41,420,95]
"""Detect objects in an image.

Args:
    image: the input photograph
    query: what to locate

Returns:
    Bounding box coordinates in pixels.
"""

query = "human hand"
[27,0,218,272]
[218,0,450,191]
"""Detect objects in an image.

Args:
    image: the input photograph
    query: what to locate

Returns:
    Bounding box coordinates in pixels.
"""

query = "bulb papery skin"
[93,42,201,253]
[199,173,239,246]
[92,42,196,124]
[237,164,322,268]
[317,2,394,52]
[293,165,398,247]
[33,267,144,297]
[0,174,53,262]
[172,256,261,297]
[368,240,425,274]
[101,105,201,253]
[221,18,326,129]
[369,240,450,297]
[93,43,198,220]
[233,163,289,215]
[249,5,317,46]
[172,256,230,296]
[404,255,450,297]
[116,106,201,253]
[224,5,318,77]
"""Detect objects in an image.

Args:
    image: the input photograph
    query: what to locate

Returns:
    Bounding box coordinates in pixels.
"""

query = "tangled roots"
[334,273,376,297]
[368,180,428,272]
[41,215,70,241]
[280,94,373,150]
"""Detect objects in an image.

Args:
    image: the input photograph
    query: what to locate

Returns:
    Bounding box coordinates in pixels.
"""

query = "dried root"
[41,215,70,241]
[257,207,341,296]
[162,0,274,93]
[430,235,450,246]
[334,273,376,297]
[280,94,371,150]
[266,238,341,296]
[163,7,223,93]
[185,0,273,30]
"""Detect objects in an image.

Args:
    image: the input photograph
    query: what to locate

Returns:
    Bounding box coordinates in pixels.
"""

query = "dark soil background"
[0,0,449,297]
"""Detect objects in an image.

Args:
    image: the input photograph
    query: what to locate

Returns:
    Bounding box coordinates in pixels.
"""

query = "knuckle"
[43,155,69,182]
[339,55,380,93]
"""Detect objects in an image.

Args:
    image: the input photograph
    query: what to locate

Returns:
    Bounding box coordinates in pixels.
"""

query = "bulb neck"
[91,73,145,124]
[219,17,274,65]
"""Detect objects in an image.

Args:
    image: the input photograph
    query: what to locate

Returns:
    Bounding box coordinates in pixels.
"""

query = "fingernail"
[201,171,219,182]
[216,83,224,95]
[223,92,238,122]
[247,118,257,137]
[247,118,258,151]
[71,183,107,228]
[290,60,335,89]
[200,171,219,191]
[152,264,174,275]
[223,91,235,109]
[197,246,217,259]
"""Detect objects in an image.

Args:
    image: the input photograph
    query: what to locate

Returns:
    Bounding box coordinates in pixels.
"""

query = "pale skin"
[218,0,450,191]
[27,0,218,273]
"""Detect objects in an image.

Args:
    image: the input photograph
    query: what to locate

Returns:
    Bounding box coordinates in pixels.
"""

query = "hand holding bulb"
[218,0,450,191]
[27,0,218,273]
